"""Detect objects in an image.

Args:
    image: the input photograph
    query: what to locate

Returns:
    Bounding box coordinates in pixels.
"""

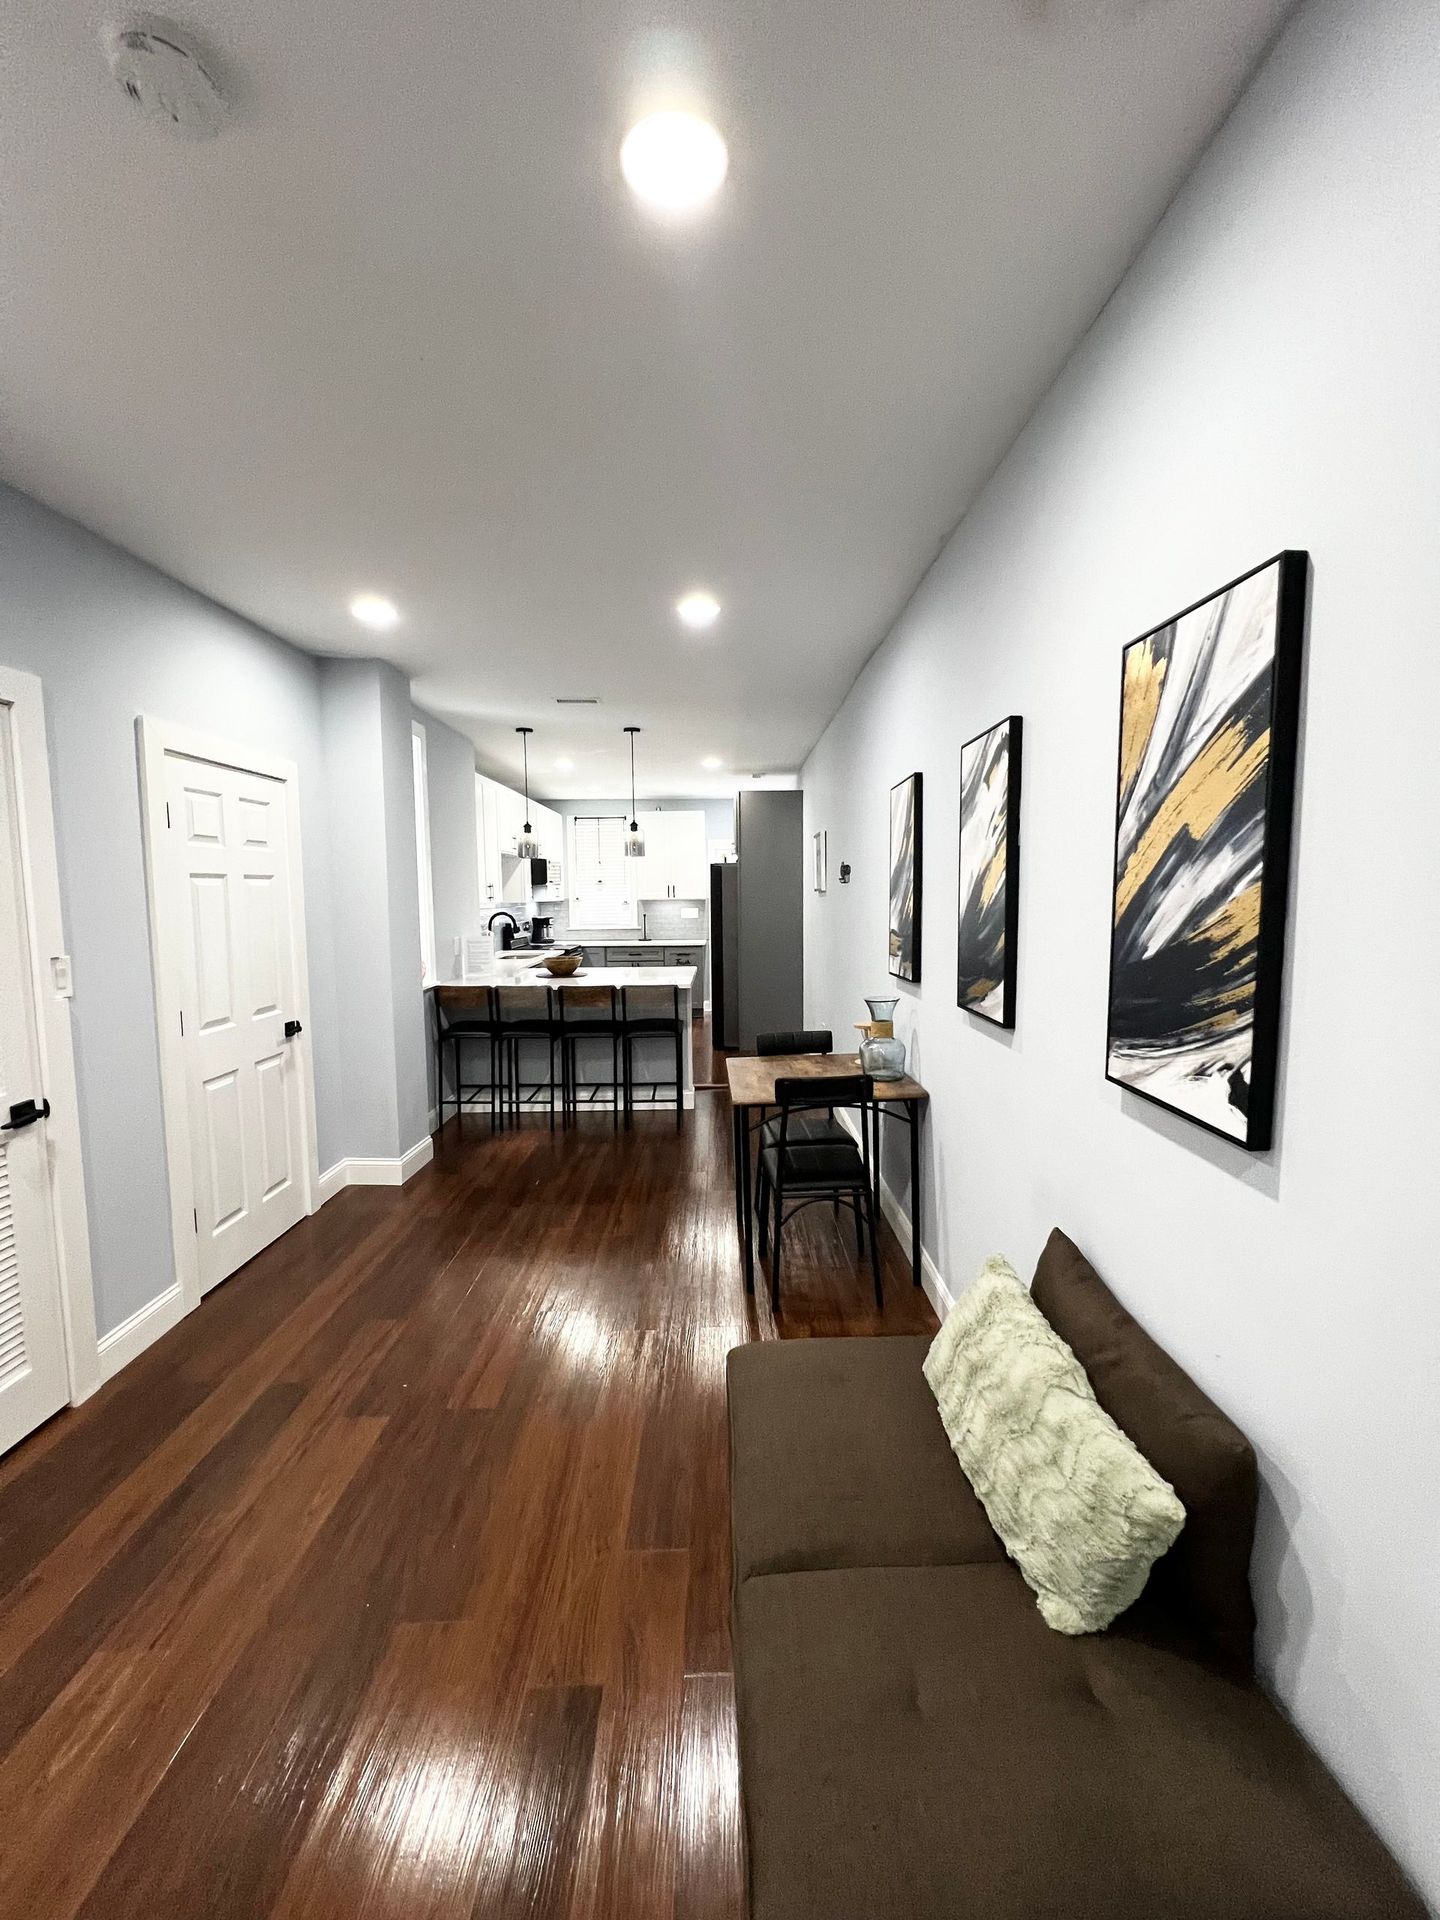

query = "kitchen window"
[569,815,633,928]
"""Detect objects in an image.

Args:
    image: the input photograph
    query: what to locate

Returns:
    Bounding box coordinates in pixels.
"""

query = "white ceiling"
[1,0,1292,800]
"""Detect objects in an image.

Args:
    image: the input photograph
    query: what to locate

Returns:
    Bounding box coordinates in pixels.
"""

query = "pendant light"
[623,726,646,858]
[515,727,540,859]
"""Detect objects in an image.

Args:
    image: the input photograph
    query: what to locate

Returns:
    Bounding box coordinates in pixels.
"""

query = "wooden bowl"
[538,951,583,977]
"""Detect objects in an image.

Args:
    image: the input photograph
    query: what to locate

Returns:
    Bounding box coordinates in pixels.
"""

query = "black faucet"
[487,909,520,951]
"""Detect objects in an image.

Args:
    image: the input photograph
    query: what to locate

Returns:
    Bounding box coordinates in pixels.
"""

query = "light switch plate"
[680,905,700,919]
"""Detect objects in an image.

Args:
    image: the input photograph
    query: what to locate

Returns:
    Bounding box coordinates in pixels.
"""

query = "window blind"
[570,816,633,927]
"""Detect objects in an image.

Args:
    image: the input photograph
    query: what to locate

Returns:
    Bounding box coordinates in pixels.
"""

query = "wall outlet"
[680,905,700,919]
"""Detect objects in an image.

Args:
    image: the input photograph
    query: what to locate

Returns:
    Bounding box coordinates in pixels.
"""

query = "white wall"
[0,485,344,1336]
[802,0,1438,1900]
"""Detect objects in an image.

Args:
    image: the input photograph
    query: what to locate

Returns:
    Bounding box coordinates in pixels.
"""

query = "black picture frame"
[888,772,923,982]
[957,715,1023,1028]
[1105,549,1308,1151]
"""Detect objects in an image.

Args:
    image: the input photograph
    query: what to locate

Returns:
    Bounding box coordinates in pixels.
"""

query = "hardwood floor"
[0,1092,934,1919]
[691,1013,731,1089]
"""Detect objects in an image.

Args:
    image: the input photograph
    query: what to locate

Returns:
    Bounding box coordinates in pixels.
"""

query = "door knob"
[2,1097,50,1131]
[284,1020,303,1040]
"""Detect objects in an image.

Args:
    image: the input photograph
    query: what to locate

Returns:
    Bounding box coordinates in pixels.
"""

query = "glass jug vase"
[859,996,906,1081]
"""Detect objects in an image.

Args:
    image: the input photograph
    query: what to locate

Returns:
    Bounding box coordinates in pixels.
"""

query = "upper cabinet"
[476,775,503,903]
[476,775,564,904]
[632,809,708,900]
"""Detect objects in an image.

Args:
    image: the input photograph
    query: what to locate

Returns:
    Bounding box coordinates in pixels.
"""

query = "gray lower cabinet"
[604,945,649,966]
[665,945,706,1004]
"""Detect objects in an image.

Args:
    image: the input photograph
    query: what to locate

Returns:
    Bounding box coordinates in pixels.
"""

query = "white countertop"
[448,962,698,990]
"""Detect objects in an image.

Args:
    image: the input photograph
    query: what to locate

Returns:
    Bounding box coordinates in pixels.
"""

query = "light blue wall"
[0,484,343,1335]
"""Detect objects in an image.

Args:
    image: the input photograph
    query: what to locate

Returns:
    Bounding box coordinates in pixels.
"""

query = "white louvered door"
[0,706,69,1455]
[166,754,307,1294]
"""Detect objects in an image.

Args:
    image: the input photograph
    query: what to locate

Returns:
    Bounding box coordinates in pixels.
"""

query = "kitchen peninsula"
[433,961,698,1113]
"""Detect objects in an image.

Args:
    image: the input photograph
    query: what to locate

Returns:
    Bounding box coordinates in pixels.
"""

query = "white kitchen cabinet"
[476,775,504,904]
[666,810,709,897]
[632,809,708,900]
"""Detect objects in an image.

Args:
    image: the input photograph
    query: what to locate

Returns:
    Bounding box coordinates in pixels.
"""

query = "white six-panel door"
[0,708,70,1452]
[165,752,307,1293]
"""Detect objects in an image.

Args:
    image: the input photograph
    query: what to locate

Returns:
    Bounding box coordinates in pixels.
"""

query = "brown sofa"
[726,1229,1424,1920]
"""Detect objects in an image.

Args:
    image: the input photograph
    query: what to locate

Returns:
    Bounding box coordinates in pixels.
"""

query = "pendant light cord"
[628,727,638,830]
[519,726,532,831]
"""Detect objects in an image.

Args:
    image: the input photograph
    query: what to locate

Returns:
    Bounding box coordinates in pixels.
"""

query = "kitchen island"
[433,963,698,1113]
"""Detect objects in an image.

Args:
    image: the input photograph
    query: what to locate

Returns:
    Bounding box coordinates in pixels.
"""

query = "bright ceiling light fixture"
[701,755,723,770]
[555,756,574,771]
[349,592,400,631]
[621,111,728,216]
[676,589,721,631]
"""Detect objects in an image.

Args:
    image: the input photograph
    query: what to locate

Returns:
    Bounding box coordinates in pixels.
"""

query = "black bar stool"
[620,983,686,1128]
[557,984,624,1126]
[493,985,562,1127]
[433,987,508,1129]
[759,1073,882,1314]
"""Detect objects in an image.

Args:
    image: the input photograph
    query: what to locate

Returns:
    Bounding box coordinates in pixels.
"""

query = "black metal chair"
[754,1029,850,1148]
[752,1029,851,1228]
[433,987,508,1129]
[494,985,562,1127]
[620,983,686,1127]
[758,1074,882,1314]
[557,984,624,1126]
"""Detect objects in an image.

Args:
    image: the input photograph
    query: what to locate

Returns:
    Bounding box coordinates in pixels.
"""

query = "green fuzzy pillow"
[924,1256,1185,1634]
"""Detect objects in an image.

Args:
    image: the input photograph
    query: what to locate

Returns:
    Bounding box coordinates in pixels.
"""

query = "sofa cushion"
[726,1337,1004,1583]
[923,1256,1186,1634]
[735,1562,1425,1920]
[1031,1229,1259,1667]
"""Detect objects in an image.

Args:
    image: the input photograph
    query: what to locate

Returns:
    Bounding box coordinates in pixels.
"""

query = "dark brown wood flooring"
[0,1091,934,1919]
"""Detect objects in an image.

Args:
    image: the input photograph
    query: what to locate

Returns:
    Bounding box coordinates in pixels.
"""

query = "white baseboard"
[314,1135,435,1204]
[97,1282,186,1382]
[836,1111,952,1320]
[316,1160,349,1206]
[398,1136,434,1182]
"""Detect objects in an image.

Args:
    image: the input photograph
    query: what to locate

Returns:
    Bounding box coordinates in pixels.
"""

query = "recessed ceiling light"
[555,756,574,771]
[701,755,723,770]
[621,111,728,216]
[676,589,721,631]
[349,592,399,631]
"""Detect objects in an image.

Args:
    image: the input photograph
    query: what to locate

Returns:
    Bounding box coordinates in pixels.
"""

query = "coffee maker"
[529,914,554,946]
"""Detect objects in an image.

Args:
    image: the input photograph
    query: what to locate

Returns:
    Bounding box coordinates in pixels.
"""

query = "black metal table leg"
[908,1099,922,1288]
[736,1102,755,1294]
[871,1099,882,1225]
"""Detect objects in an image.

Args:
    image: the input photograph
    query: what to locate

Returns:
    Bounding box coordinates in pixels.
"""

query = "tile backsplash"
[549,898,708,944]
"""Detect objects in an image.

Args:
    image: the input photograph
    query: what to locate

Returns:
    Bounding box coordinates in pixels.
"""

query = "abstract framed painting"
[957,716,1022,1027]
[1106,550,1308,1150]
[888,772,922,982]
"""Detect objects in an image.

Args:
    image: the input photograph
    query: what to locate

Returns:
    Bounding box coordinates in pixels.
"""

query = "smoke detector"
[103,17,226,139]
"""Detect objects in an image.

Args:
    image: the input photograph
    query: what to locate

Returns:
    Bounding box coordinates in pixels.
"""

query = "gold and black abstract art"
[958,716,1022,1026]
[1106,552,1307,1149]
[888,772,922,982]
